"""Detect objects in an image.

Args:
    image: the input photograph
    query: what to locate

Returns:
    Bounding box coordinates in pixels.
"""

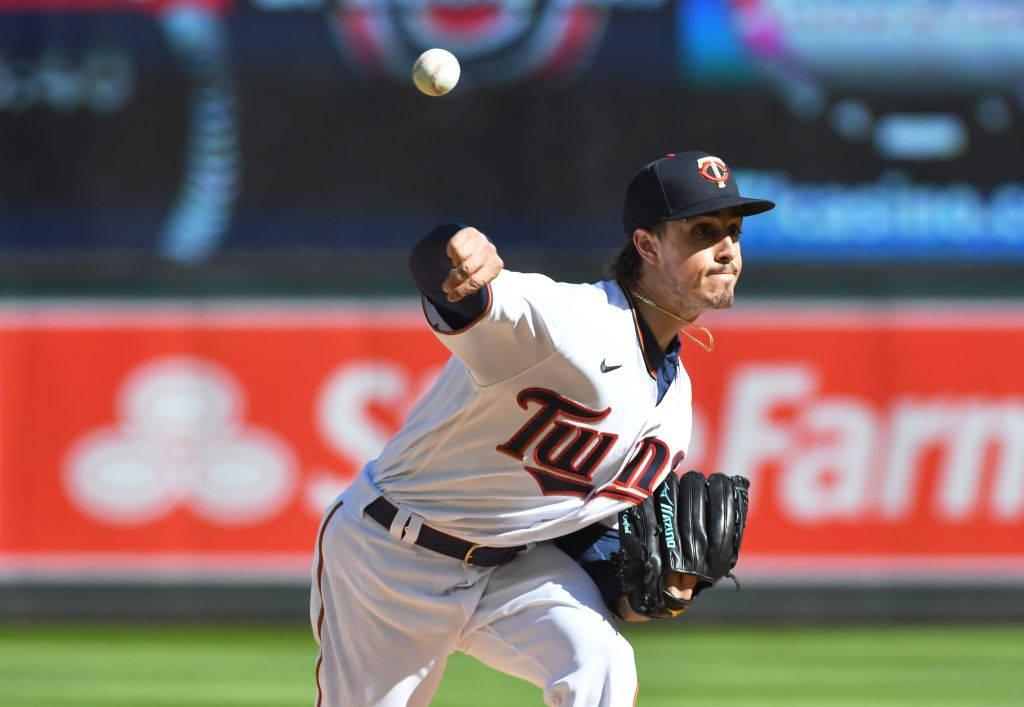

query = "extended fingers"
[665,572,698,602]
[443,227,503,301]
[441,267,478,300]
[443,255,503,301]
[450,248,488,281]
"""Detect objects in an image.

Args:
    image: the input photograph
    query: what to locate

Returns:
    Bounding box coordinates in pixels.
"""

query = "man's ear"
[633,228,660,266]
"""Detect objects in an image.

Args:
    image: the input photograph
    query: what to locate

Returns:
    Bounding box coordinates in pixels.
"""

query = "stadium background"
[2,1,1023,705]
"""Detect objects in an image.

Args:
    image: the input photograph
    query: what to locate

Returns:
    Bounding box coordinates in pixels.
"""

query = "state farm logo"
[328,0,614,85]
[710,364,1024,522]
[63,357,297,526]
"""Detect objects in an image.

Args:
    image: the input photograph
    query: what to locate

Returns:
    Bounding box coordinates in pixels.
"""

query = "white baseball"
[412,48,460,97]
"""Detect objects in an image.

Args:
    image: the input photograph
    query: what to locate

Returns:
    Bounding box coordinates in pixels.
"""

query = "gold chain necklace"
[629,289,715,353]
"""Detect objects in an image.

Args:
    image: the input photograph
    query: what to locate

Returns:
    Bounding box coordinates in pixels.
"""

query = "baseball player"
[311,151,774,706]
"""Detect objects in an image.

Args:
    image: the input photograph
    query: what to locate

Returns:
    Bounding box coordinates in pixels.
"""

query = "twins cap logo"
[697,155,730,189]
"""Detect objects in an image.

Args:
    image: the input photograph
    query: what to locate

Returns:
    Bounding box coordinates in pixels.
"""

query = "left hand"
[665,572,698,603]
[615,573,697,622]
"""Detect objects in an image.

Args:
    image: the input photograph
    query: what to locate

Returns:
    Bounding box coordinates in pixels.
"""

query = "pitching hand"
[442,227,504,302]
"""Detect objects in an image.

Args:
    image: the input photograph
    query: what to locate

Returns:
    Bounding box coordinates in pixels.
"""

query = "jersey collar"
[620,283,681,380]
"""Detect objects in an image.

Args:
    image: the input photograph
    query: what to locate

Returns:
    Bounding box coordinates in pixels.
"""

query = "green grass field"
[0,623,1021,706]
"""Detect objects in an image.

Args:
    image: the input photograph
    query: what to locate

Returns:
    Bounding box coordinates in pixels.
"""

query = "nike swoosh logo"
[600,359,622,373]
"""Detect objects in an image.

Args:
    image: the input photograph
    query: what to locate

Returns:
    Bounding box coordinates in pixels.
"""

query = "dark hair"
[604,222,665,286]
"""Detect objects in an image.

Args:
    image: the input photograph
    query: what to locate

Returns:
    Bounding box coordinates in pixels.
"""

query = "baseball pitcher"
[311,151,774,706]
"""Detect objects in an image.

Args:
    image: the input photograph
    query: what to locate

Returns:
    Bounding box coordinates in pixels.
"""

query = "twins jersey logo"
[496,388,680,504]
[697,155,730,188]
[328,0,610,86]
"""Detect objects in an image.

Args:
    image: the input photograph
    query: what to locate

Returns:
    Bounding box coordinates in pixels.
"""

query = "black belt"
[365,496,523,567]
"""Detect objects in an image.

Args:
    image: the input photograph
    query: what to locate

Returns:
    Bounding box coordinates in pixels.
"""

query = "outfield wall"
[2,299,1022,619]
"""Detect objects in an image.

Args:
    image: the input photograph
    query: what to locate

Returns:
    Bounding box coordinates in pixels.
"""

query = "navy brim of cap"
[666,194,775,221]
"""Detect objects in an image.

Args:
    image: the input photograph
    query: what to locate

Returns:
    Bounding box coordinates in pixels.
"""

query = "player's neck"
[628,283,698,351]
[628,278,716,353]
[637,305,684,351]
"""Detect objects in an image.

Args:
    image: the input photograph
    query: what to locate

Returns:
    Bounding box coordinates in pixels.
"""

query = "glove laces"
[725,571,742,593]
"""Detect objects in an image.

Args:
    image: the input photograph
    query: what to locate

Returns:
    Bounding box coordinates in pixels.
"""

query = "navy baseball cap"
[622,151,775,237]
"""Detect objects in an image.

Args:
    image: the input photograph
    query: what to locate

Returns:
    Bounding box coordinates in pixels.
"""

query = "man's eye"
[695,225,715,239]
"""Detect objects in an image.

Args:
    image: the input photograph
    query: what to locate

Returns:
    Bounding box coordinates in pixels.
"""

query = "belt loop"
[401,515,423,545]
[388,507,413,542]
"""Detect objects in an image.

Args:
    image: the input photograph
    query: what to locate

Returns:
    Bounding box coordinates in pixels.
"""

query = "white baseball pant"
[310,472,637,707]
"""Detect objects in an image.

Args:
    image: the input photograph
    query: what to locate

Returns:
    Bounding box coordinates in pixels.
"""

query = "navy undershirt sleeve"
[578,530,624,610]
[408,223,489,330]
[555,525,623,612]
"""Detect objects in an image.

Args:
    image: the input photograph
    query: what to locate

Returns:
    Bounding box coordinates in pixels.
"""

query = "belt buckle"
[463,543,484,565]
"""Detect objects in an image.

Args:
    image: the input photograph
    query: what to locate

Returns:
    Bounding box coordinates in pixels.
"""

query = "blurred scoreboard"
[0,0,1022,264]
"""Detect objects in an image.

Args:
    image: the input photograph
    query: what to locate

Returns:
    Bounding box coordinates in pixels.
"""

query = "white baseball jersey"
[368,269,693,546]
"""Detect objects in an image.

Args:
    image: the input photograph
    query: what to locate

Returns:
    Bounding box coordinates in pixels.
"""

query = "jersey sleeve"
[408,224,566,385]
[408,227,569,386]
[422,269,568,386]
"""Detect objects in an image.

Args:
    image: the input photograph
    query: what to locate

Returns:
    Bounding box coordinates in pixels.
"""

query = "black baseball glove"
[615,470,750,618]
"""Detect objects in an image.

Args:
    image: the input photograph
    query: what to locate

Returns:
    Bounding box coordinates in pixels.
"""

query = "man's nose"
[715,236,738,263]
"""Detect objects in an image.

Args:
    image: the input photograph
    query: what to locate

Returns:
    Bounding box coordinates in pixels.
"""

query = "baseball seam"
[430,62,442,95]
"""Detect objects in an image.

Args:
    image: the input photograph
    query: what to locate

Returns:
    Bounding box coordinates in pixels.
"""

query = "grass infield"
[0,623,1020,706]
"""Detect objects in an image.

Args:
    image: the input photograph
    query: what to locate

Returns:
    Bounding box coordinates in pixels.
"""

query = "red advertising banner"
[1,301,1022,580]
